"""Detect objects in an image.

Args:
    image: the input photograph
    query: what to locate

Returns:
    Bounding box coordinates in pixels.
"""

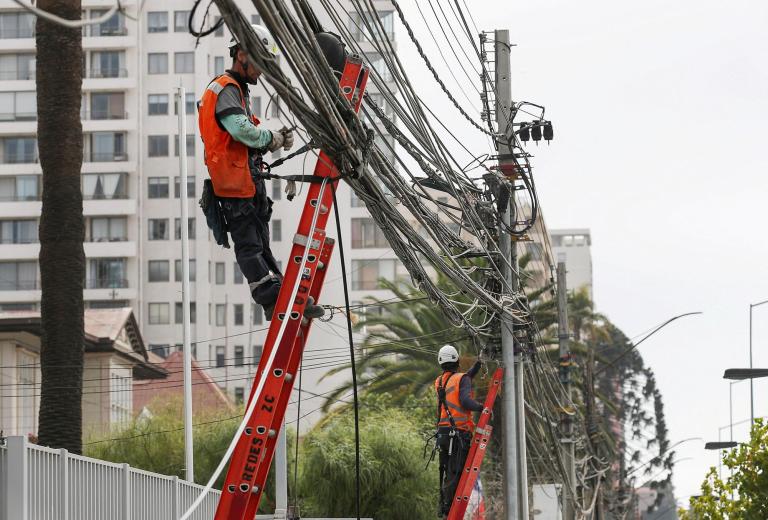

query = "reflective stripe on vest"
[434,372,475,431]
[198,74,257,198]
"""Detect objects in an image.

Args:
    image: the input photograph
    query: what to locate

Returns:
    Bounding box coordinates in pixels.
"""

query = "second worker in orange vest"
[198,24,324,320]
[434,344,485,519]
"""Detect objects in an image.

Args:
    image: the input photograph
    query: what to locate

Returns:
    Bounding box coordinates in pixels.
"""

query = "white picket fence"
[0,436,220,520]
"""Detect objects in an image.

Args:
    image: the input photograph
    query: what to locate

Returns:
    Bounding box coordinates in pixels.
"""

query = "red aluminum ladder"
[214,55,369,520]
[447,367,504,520]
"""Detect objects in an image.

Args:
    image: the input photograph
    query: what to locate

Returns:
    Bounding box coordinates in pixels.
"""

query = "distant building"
[0,308,165,438]
[550,228,593,299]
[133,350,234,414]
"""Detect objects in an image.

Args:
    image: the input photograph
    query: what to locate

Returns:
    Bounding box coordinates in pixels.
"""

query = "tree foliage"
[679,419,768,519]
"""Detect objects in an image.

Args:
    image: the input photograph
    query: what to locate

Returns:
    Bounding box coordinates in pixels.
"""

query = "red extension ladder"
[213,55,369,520]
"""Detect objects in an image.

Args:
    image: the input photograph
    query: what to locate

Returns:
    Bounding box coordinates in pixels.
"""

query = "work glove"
[267,127,294,152]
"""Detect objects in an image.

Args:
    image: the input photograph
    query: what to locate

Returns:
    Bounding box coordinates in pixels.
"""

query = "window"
[148,303,170,324]
[234,387,244,404]
[147,12,168,33]
[215,262,225,284]
[174,52,194,74]
[82,173,127,200]
[350,259,398,290]
[0,12,35,38]
[251,97,261,118]
[351,218,388,248]
[349,11,394,42]
[110,373,132,427]
[174,134,195,157]
[252,344,263,365]
[214,56,225,75]
[174,302,197,324]
[88,216,126,242]
[148,344,169,358]
[215,346,225,367]
[91,9,125,36]
[2,137,37,164]
[173,176,196,198]
[0,220,37,244]
[174,11,189,32]
[252,304,263,325]
[233,263,243,284]
[89,92,124,120]
[174,259,196,282]
[215,304,226,326]
[0,91,36,121]
[214,16,224,37]
[148,53,168,74]
[89,50,124,78]
[367,53,393,83]
[87,258,126,288]
[0,53,35,80]
[234,304,244,326]
[0,261,37,290]
[148,219,169,240]
[270,95,280,117]
[272,219,282,242]
[0,175,38,201]
[271,179,281,200]
[233,345,245,367]
[174,93,196,115]
[88,132,126,161]
[174,218,196,240]
[148,260,169,282]
[148,135,169,157]
[148,177,170,198]
[148,94,169,115]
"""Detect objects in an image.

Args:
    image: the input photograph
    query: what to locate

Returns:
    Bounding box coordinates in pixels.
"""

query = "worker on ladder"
[435,345,485,519]
[198,23,324,320]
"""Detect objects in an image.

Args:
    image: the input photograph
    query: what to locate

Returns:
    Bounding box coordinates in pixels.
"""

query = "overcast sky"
[395,0,768,503]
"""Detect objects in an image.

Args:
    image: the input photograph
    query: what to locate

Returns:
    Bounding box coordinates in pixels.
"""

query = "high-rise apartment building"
[550,228,593,299]
[0,0,401,423]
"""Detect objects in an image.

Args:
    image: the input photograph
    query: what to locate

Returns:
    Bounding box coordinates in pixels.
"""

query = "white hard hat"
[438,345,459,365]
[229,24,279,57]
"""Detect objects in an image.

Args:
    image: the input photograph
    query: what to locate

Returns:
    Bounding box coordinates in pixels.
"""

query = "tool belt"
[199,179,230,249]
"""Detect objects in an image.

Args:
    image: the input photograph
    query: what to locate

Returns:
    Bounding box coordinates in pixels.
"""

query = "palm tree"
[35,0,86,454]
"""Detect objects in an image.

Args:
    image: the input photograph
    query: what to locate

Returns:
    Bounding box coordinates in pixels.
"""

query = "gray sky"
[396,0,768,503]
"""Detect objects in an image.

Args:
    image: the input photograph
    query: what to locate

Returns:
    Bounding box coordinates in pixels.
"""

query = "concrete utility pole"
[557,263,576,520]
[274,420,288,519]
[177,86,194,482]
[495,28,524,520]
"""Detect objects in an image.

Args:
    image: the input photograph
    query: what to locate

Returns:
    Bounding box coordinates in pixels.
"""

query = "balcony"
[0,70,35,81]
[0,112,36,122]
[83,68,128,79]
[0,279,39,290]
[0,193,40,202]
[85,152,128,162]
[81,110,128,121]
[1,153,38,164]
[85,277,128,289]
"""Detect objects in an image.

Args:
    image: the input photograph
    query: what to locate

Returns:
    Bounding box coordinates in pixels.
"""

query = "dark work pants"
[437,428,472,517]
[220,195,282,309]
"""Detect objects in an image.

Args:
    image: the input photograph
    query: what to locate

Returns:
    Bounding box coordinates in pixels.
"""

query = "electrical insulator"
[531,124,542,142]
[519,125,530,142]
[543,121,553,141]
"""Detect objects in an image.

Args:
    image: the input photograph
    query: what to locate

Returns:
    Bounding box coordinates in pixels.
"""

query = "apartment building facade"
[0,0,403,423]
[550,228,593,299]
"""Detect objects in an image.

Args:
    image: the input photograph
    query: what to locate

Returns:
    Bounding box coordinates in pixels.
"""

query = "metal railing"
[85,277,128,289]
[81,110,128,120]
[1,436,221,520]
[0,28,35,39]
[85,152,128,162]
[83,68,128,79]
[0,112,36,122]
[0,70,34,81]
[0,280,39,290]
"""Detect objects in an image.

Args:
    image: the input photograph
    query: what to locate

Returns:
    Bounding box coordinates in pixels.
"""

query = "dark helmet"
[315,32,347,76]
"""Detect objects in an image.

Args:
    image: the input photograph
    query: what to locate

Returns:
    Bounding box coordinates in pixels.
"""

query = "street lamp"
[723,368,768,380]
[749,299,768,424]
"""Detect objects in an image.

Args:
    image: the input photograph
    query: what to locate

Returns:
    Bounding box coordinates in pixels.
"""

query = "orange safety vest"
[198,74,262,198]
[434,372,475,432]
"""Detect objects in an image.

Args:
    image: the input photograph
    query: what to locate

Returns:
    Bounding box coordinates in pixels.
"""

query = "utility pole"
[495,28,523,520]
[557,263,576,520]
[177,86,194,482]
[274,420,288,519]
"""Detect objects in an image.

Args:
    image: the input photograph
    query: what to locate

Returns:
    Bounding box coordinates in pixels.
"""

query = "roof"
[133,351,235,413]
[0,308,165,379]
